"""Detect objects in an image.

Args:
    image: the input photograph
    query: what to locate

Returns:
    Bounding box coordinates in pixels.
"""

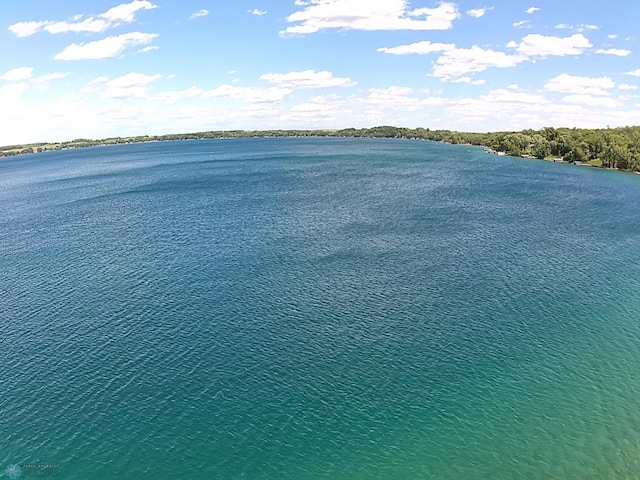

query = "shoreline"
[2,126,639,175]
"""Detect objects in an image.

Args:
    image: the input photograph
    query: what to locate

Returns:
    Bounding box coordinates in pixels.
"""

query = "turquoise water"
[2,138,640,479]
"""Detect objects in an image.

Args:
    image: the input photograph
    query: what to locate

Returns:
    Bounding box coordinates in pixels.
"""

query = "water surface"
[2,138,640,479]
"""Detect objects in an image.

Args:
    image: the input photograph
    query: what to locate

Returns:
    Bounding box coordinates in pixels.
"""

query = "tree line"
[3,125,640,172]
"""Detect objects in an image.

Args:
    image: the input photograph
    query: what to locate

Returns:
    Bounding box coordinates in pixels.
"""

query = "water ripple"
[2,139,640,479]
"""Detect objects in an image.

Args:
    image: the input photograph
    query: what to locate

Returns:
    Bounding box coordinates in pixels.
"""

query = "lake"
[2,137,640,479]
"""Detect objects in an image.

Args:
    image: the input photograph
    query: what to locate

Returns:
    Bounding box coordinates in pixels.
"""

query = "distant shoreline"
[2,125,639,173]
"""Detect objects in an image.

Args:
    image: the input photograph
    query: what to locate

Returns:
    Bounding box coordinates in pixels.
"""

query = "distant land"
[2,125,640,172]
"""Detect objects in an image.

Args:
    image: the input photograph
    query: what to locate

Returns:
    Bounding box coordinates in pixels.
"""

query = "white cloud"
[561,95,621,107]
[448,87,638,130]
[628,70,640,77]
[249,9,267,16]
[32,72,69,90]
[101,1,156,23]
[449,77,486,85]
[466,8,488,18]
[54,32,159,60]
[513,20,529,28]
[281,0,460,35]
[259,70,356,88]
[507,84,519,89]
[378,40,455,55]
[545,74,615,96]
[8,0,156,37]
[608,34,618,39]
[83,76,110,91]
[289,95,349,117]
[511,33,592,57]
[204,85,292,103]
[619,84,638,90]
[43,18,111,35]
[444,88,553,128]
[526,7,540,14]
[138,45,159,53]
[0,67,34,81]
[363,86,445,110]
[156,87,204,104]
[33,72,68,83]
[484,88,551,105]
[100,72,162,98]
[0,83,29,107]
[190,9,209,19]
[9,21,52,37]
[596,48,631,56]
[385,34,589,81]
[432,46,525,80]
[555,23,598,32]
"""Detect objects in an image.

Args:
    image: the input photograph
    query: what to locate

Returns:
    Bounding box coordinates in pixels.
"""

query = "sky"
[1,0,640,145]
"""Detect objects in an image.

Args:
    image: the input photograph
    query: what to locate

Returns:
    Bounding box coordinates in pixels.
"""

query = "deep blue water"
[2,138,640,479]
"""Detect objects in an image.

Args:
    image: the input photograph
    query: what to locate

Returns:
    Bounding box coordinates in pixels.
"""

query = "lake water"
[2,137,640,479]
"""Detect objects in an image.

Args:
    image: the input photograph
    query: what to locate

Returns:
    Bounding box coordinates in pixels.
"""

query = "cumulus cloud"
[379,40,520,81]
[526,7,540,14]
[138,45,159,53]
[33,72,68,83]
[619,84,638,90]
[363,86,446,111]
[99,72,162,98]
[9,0,156,37]
[545,74,615,96]
[378,40,455,55]
[451,77,485,85]
[203,71,354,105]
[444,88,553,129]
[0,83,29,107]
[249,9,267,16]
[0,67,34,81]
[281,0,460,35]
[510,33,592,57]
[628,70,640,77]
[466,8,489,18]
[32,72,70,90]
[54,32,159,60]
[156,87,204,104]
[190,9,209,19]
[484,88,551,105]
[596,48,631,56]
[101,1,156,23]
[9,21,58,37]
[381,33,593,81]
[204,85,292,103]
[259,70,356,88]
[555,23,598,32]
[432,46,525,80]
[289,95,349,116]
[513,20,529,28]
[561,95,621,107]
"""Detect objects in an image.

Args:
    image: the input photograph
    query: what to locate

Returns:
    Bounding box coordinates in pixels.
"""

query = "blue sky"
[1,0,640,144]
